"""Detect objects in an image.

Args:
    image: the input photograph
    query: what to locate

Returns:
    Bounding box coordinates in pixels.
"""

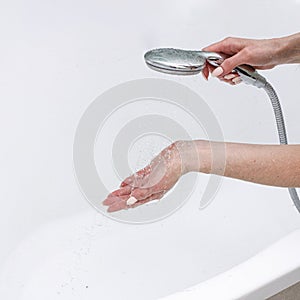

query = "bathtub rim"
[159,228,300,300]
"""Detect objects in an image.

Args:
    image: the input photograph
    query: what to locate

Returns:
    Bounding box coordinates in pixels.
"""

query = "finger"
[207,64,215,74]
[120,174,141,187]
[102,195,128,206]
[204,64,217,76]
[222,73,238,80]
[232,77,242,85]
[107,198,128,212]
[202,37,245,54]
[202,65,209,80]
[219,78,235,85]
[202,40,226,52]
[131,186,153,201]
[120,165,152,187]
[131,191,165,209]
[120,174,135,187]
[219,51,246,75]
[225,76,242,85]
[202,60,240,85]
[107,191,165,213]
[108,185,133,197]
[120,181,127,187]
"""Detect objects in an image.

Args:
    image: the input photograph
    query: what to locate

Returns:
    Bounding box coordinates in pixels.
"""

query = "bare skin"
[202,32,300,84]
[103,33,300,213]
[102,141,300,212]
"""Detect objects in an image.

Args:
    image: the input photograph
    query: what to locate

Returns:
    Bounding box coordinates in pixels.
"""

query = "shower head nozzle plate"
[144,48,207,75]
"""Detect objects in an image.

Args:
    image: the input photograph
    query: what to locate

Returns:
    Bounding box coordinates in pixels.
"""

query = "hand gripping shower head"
[144,47,300,213]
[144,48,267,88]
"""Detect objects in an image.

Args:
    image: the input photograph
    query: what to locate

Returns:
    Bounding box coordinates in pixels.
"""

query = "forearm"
[278,32,300,64]
[184,140,300,187]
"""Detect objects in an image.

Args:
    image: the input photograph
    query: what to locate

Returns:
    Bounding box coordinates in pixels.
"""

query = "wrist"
[175,140,212,174]
[278,33,300,64]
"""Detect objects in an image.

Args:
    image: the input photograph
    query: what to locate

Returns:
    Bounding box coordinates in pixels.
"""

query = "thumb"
[219,51,245,75]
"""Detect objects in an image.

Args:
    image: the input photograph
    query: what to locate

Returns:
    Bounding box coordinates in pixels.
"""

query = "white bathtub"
[162,228,300,300]
[1,0,300,299]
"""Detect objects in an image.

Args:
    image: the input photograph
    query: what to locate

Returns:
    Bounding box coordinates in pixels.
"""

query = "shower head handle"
[202,51,267,88]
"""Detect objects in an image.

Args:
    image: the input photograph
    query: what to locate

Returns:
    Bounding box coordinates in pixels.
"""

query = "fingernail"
[224,74,236,80]
[211,67,223,77]
[232,77,242,84]
[202,72,208,81]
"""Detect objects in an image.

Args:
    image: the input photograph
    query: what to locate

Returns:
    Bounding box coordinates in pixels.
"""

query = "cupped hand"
[102,142,186,213]
[202,36,283,84]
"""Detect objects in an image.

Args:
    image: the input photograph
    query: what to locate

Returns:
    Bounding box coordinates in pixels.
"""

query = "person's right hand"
[202,36,283,85]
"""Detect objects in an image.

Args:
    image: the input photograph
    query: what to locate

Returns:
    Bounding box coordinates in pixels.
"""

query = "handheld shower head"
[144,48,267,88]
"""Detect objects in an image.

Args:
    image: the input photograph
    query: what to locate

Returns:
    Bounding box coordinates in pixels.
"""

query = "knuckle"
[222,59,233,71]
[223,36,233,44]
[242,47,251,59]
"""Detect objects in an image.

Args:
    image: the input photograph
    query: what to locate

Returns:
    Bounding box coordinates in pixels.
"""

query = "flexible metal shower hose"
[263,82,300,212]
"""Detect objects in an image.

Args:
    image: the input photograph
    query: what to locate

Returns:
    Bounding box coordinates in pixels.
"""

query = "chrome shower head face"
[144,48,213,75]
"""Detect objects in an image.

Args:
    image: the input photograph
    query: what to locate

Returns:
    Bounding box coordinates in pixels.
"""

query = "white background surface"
[0,0,300,299]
